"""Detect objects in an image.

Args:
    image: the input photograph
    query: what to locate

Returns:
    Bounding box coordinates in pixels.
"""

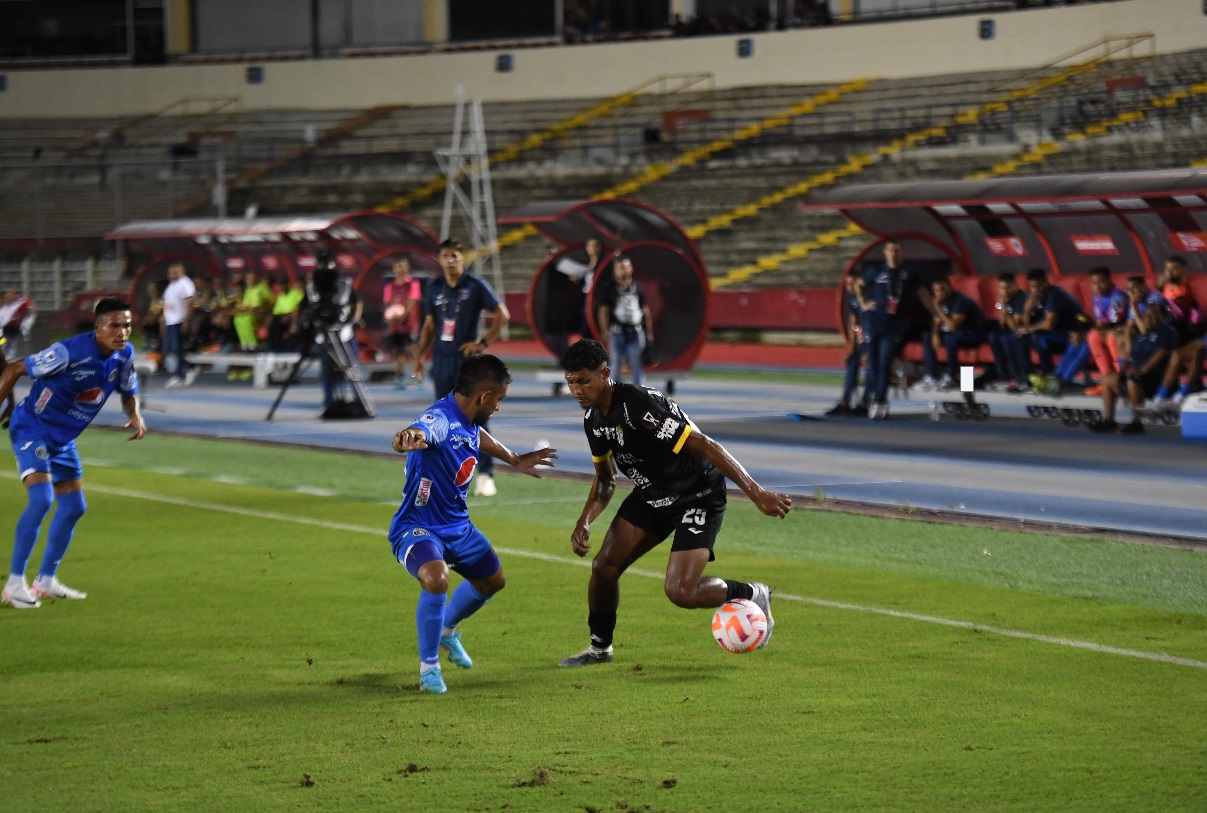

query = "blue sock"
[11,481,54,577]
[1179,383,1191,397]
[1156,385,1172,400]
[444,581,491,629]
[39,490,86,579]
[416,590,446,667]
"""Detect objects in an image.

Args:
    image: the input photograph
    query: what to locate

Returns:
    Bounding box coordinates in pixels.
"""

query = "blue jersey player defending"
[388,354,556,693]
[0,297,146,610]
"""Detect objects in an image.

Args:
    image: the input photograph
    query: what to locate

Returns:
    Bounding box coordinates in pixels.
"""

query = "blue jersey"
[10,332,138,447]
[422,273,500,358]
[389,394,481,536]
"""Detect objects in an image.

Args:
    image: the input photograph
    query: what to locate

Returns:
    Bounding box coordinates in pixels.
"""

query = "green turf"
[1,432,1205,812]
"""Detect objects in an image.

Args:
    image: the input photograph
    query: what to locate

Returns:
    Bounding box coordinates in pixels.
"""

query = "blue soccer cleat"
[419,666,447,694]
[440,631,473,669]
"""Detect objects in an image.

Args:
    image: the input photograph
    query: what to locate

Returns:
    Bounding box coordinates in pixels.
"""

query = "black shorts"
[616,487,727,561]
[385,332,414,353]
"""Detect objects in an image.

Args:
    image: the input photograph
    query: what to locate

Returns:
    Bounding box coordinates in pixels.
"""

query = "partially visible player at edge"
[558,338,791,666]
[388,354,557,693]
[0,298,146,609]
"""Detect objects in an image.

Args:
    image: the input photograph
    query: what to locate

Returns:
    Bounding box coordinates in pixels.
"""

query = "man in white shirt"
[162,263,198,387]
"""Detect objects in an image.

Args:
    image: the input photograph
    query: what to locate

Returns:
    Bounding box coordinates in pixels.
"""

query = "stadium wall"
[0,0,1202,119]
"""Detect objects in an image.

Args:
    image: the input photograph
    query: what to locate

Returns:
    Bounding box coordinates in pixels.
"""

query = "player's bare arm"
[478,429,556,478]
[682,432,791,519]
[571,455,617,557]
[412,315,436,381]
[120,393,147,441]
[0,357,24,428]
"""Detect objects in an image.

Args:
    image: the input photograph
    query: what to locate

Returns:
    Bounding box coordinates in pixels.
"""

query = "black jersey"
[584,383,722,508]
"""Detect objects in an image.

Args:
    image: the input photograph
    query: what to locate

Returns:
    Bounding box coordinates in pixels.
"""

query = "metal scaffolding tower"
[436,88,505,303]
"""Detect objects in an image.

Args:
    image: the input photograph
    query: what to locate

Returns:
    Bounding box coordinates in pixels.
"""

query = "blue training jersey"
[389,393,480,535]
[10,332,138,447]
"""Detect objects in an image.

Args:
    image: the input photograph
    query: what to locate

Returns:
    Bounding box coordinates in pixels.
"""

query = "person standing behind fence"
[596,255,653,386]
[162,263,198,388]
[413,239,510,497]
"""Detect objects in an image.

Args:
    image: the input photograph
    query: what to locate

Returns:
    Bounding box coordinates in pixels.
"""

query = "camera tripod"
[265,325,375,421]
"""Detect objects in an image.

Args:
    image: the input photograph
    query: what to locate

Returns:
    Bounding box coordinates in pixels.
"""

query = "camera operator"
[303,252,365,416]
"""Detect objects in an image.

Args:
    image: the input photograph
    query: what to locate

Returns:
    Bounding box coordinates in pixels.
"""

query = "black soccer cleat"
[558,646,614,667]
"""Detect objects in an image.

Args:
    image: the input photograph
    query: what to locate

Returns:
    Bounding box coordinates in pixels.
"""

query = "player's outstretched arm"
[478,429,557,478]
[121,393,147,440]
[683,432,791,519]
[0,359,26,429]
[571,456,617,557]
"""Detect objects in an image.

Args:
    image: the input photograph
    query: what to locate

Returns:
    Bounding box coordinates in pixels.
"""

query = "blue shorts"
[9,429,83,483]
[390,523,499,580]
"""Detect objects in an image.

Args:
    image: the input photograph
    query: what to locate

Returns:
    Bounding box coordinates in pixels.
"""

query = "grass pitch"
[0,430,1205,812]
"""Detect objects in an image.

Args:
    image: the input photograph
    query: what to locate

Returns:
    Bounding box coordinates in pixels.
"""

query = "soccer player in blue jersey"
[389,354,556,694]
[412,239,510,497]
[0,297,146,610]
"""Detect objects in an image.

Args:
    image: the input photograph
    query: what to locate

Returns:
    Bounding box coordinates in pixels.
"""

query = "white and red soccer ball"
[711,598,768,654]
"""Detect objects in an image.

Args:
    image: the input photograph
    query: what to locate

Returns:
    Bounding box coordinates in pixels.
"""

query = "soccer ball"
[711,598,768,654]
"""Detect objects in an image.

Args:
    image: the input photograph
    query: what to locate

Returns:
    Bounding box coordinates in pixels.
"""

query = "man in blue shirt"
[987,273,1031,392]
[1016,268,1091,395]
[390,354,555,693]
[413,239,510,496]
[919,276,985,390]
[856,240,934,419]
[0,298,146,609]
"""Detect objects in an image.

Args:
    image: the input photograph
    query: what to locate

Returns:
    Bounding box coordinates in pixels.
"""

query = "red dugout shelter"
[499,198,710,374]
[105,212,443,327]
[804,168,1207,338]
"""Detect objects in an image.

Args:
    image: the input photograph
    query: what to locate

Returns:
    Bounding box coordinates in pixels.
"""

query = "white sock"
[420,662,439,674]
[441,626,456,638]
[6,574,25,590]
[33,575,52,587]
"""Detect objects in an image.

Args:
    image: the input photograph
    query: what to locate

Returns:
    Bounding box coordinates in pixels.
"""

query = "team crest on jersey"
[34,445,49,461]
[74,387,105,410]
[34,389,53,414]
[415,477,433,506]
[455,456,478,487]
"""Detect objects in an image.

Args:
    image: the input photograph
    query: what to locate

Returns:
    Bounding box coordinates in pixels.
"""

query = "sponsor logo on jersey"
[656,418,680,441]
[34,388,53,414]
[109,368,118,382]
[74,387,105,410]
[415,477,432,506]
[73,369,93,381]
[642,411,658,429]
[420,412,437,424]
[455,456,478,487]
[647,495,677,508]
[70,358,93,368]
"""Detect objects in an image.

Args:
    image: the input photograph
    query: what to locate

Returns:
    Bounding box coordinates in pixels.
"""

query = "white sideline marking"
[75,482,1207,672]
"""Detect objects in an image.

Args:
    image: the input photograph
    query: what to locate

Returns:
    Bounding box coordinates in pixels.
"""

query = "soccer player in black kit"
[558,339,792,666]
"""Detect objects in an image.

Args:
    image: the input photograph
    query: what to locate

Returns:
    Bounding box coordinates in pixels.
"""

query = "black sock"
[724,580,754,601]
[587,611,617,650]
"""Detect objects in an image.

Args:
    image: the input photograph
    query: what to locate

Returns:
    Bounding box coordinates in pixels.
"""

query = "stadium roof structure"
[805,168,1207,278]
[500,199,709,373]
